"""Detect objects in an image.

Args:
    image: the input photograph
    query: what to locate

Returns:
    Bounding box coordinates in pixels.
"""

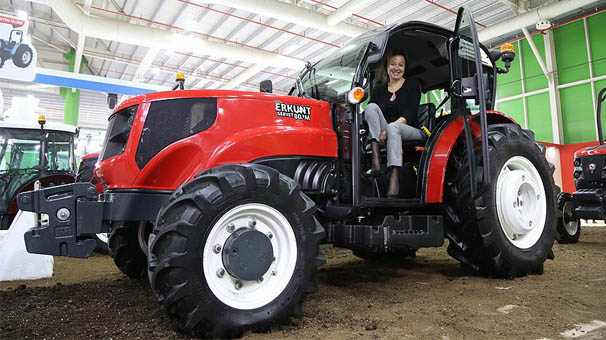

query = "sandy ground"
[1,227,605,340]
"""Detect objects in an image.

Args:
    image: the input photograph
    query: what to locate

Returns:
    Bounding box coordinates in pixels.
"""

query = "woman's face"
[387,55,405,82]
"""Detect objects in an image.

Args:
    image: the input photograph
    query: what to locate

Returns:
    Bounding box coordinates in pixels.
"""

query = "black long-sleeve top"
[369,78,422,128]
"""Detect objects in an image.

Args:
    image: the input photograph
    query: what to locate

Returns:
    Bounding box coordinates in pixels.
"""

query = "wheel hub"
[496,156,547,249]
[562,201,579,235]
[222,228,274,281]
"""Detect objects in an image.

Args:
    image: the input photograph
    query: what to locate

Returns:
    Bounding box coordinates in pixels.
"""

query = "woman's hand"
[395,117,407,124]
[380,131,387,144]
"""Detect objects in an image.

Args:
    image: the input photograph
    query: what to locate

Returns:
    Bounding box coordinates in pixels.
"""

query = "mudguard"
[422,111,517,203]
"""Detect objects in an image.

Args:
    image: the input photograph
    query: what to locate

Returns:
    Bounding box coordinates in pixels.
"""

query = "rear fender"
[422,111,517,203]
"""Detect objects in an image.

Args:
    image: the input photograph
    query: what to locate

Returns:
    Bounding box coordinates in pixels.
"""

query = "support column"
[60,49,87,126]
[543,30,563,145]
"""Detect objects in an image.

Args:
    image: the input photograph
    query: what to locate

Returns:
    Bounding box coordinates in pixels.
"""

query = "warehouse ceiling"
[0,0,602,129]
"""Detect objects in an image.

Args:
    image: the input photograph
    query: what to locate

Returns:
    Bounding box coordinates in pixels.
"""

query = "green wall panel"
[497,99,524,127]
[526,93,552,143]
[521,34,548,92]
[587,12,606,77]
[496,42,523,99]
[554,20,590,85]
[561,84,595,144]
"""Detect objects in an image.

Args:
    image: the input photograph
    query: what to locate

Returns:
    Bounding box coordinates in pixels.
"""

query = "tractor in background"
[557,87,606,243]
[76,151,108,253]
[0,116,76,230]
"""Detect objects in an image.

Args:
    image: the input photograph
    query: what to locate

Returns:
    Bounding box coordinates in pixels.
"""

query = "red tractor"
[557,87,606,243]
[76,151,108,252]
[18,8,558,338]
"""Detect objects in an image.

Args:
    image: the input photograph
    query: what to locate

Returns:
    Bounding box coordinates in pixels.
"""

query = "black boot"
[368,140,382,177]
[387,167,399,198]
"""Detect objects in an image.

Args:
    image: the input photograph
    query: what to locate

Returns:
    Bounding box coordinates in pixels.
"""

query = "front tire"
[109,222,148,279]
[148,164,325,338]
[556,192,580,244]
[445,124,557,278]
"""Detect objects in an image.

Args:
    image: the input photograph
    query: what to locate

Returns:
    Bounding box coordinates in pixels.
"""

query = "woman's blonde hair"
[382,50,408,83]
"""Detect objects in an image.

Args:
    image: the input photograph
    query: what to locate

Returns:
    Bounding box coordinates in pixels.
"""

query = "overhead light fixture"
[151,68,159,75]
[183,20,198,32]
[165,49,175,56]
[16,10,28,20]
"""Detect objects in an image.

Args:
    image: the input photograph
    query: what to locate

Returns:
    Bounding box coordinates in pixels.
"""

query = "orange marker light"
[37,115,46,122]
[176,72,185,81]
[347,87,365,104]
[501,43,515,53]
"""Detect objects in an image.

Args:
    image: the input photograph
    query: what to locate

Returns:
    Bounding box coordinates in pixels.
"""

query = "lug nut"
[227,223,235,233]
[257,277,264,283]
[513,202,517,208]
[235,281,242,290]
[267,232,273,239]
[271,270,277,276]
[216,268,225,278]
[249,220,257,228]
[529,221,533,227]
[213,244,222,254]
[522,175,526,181]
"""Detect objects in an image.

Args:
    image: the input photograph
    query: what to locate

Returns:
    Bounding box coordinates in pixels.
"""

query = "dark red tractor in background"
[557,87,606,243]
[18,8,558,338]
[76,151,107,252]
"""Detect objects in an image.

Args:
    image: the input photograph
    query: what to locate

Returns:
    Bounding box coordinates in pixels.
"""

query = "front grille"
[100,105,138,161]
[576,154,606,189]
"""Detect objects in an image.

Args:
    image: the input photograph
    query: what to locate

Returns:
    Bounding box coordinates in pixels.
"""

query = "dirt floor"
[1,227,605,340]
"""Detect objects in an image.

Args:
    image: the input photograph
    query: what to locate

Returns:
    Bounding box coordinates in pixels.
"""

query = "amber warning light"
[500,43,515,53]
[348,87,365,104]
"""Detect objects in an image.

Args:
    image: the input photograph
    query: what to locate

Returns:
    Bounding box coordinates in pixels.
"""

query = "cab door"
[450,6,490,198]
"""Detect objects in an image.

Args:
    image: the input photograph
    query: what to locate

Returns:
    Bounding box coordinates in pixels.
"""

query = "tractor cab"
[9,30,23,45]
[293,7,510,207]
[0,119,77,229]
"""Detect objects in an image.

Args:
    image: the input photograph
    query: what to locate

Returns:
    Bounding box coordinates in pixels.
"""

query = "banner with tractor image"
[0,13,36,82]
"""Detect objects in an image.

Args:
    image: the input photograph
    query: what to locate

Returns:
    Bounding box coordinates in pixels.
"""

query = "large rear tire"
[444,124,557,278]
[556,192,580,244]
[148,164,325,338]
[13,44,32,68]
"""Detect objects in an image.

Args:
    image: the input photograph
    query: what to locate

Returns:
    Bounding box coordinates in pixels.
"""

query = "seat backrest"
[417,103,436,130]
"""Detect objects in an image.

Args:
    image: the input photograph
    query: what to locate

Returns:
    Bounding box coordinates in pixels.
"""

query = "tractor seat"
[361,102,436,155]
[401,102,436,148]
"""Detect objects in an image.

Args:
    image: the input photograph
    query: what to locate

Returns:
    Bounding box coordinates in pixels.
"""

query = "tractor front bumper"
[17,183,170,258]
[571,188,606,220]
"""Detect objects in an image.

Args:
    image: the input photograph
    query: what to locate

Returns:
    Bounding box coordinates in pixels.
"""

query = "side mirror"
[107,93,118,109]
[260,80,273,93]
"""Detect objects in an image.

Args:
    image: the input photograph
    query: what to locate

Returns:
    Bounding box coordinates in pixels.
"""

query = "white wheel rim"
[562,200,579,236]
[96,233,108,244]
[22,51,30,63]
[137,221,149,256]
[203,203,298,310]
[496,156,547,249]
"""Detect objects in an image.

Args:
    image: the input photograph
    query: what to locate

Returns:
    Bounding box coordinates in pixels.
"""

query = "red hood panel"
[575,144,606,157]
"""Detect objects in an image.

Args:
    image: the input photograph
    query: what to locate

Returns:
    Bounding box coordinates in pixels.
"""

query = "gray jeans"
[364,103,426,167]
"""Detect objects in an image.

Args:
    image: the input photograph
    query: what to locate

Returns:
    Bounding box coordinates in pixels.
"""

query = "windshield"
[299,32,377,102]
[0,129,75,173]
